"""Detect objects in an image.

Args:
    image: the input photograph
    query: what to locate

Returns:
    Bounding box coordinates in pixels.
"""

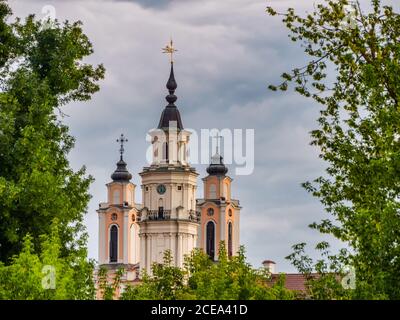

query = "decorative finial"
[116,133,128,161]
[213,133,223,155]
[207,132,228,176]
[162,39,178,64]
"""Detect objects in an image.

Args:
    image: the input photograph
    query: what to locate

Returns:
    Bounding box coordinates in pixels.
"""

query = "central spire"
[165,63,178,106]
[158,40,183,131]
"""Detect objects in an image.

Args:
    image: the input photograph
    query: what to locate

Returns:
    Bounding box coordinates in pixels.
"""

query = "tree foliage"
[268,0,400,299]
[120,243,295,300]
[0,0,105,262]
[0,220,95,299]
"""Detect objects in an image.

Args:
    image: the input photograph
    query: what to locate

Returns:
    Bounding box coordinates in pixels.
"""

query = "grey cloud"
[9,0,350,271]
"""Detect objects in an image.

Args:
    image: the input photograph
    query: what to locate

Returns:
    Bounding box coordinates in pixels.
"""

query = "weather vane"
[162,39,178,63]
[117,133,128,161]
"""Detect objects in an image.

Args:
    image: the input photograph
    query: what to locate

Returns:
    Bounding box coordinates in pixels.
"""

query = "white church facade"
[97,50,242,284]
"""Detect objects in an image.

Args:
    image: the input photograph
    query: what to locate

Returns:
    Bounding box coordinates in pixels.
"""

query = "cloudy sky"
[9,0,392,272]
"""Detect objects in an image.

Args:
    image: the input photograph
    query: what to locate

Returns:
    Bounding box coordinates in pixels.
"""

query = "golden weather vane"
[162,39,178,63]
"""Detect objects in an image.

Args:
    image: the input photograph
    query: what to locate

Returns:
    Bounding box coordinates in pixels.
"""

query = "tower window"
[207,208,214,216]
[224,183,228,198]
[109,225,118,263]
[177,186,182,191]
[206,221,215,260]
[228,222,233,257]
[163,142,169,162]
[228,209,233,217]
[145,187,149,191]
[111,213,118,221]
[113,190,120,205]
[209,184,216,199]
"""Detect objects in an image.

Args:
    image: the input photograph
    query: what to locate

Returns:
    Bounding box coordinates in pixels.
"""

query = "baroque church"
[97,44,242,286]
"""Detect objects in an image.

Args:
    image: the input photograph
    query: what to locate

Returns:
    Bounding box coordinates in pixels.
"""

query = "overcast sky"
[9,0,393,272]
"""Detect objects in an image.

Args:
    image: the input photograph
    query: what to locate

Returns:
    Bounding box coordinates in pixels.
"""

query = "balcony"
[141,209,201,222]
[147,210,171,221]
[189,210,201,223]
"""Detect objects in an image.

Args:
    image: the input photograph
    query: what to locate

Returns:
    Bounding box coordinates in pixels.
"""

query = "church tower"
[197,143,241,260]
[97,135,140,270]
[138,42,200,274]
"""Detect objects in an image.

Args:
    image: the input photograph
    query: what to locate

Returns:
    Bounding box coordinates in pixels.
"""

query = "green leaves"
[0,2,103,269]
[121,243,295,300]
[0,221,95,300]
[268,0,400,299]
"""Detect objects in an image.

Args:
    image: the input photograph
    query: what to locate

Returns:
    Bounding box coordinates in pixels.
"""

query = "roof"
[158,63,184,130]
[268,273,322,292]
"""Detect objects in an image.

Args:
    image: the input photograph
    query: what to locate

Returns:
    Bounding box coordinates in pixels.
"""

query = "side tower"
[97,135,140,272]
[138,46,200,274]
[197,145,241,260]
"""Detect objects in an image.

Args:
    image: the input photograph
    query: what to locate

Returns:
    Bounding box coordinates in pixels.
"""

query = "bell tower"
[138,41,200,274]
[197,136,241,260]
[97,134,140,268]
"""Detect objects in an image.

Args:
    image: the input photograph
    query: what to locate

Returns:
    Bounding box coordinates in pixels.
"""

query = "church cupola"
[197,134,241,260]
[206,134,228,176]
[139,40,199,274]
[111,134,132,182]
[158,41,183,131]
[206,154,228,176]
[97,134,140,270]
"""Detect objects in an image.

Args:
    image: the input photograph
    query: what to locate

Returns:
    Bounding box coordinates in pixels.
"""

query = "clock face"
[157,184,166,195]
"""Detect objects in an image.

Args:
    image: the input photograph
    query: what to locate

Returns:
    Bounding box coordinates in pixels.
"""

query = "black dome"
[206,154,228,176]
[111,159,132,182]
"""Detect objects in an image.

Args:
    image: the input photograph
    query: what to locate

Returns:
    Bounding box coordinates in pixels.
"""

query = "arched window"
[163,142,169,162]
[113,190,120,205]
[209,184,216,199]
[109,225,118,263]
[158,198,164,219]
[228,222,233,257]
[206,221,215,260]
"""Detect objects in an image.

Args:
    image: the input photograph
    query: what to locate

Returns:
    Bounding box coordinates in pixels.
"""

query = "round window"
[207,208,214,216]
[111,213,118,221]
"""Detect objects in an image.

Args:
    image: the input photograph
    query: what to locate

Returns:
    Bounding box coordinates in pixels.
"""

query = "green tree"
[0,220,95,300]
[0,0,105,262]
[267,0,400,299]
[121,243,295,300]
[97,267,125,300]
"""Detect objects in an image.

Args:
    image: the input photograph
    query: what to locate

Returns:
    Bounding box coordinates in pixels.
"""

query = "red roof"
[268,273,321,292]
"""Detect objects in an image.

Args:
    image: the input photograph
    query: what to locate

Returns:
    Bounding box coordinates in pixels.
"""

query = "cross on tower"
[213,132,223,155]
[117,133,128,161]
[162,39,178,64]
